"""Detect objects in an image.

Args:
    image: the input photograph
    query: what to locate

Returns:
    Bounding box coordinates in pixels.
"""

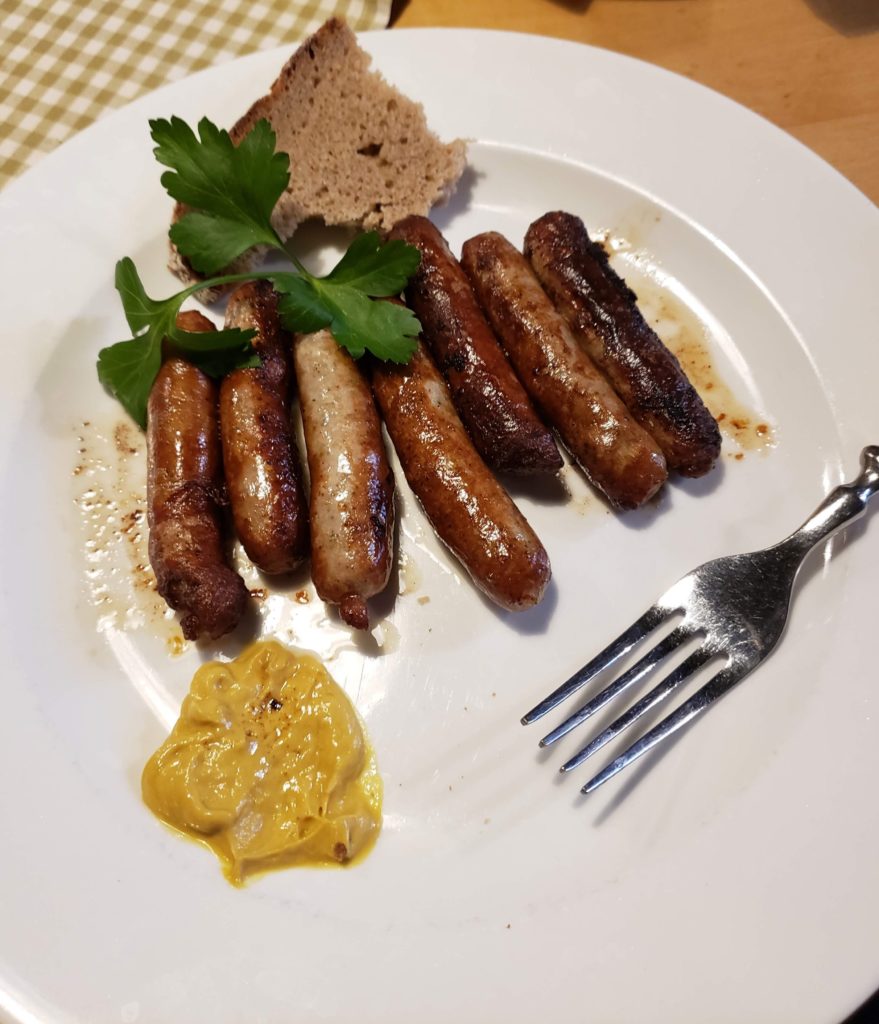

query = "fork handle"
[780,445,879,560]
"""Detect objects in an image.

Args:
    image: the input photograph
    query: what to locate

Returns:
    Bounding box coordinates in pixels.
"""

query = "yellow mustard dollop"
[142,640,382,885]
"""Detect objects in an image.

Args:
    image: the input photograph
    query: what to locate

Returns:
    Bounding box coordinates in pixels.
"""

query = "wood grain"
[392,0,879,202]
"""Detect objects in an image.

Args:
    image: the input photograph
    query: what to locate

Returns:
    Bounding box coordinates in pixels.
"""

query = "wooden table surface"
[392,0,879,204]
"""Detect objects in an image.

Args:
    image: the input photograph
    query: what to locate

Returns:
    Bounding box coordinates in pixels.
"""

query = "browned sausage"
[461,232,668,509]
[292,329,395,629]
[388,215,561,476]
[219,282,309,574]
[147,312,249,640]
[524,212,721,477]
[371,338,551,611]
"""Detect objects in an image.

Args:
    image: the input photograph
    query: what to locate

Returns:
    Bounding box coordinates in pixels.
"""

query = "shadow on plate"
[500,469,572,506]
[484,577,560,637]
[430,165,483,235]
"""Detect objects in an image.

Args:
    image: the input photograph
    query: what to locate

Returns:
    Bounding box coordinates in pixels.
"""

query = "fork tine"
[560,645,716,773]
[580,662,748,793]
[539,624,693,748]
[521,605,667,726]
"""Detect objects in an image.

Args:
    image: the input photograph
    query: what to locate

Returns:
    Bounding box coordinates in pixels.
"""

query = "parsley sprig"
[98,116,422,427]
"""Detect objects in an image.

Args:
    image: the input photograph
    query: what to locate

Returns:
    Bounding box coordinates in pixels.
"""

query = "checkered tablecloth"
[0,0,391,188]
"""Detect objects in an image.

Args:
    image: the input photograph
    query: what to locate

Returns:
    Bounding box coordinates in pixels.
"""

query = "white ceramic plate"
[1,28,877,1024]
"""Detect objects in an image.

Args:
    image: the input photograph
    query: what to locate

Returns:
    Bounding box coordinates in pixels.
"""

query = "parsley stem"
[175,271,278,302]
[173,269,304,309]
[281,239,310,277]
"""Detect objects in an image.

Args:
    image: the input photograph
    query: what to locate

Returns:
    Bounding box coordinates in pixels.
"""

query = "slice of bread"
[170,17,467,299]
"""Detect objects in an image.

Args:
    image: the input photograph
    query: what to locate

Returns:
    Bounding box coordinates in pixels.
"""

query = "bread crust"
[169,17,466,296]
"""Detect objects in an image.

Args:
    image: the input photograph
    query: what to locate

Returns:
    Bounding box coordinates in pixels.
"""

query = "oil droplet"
[372,620,400,653]
[73,418,170,636]
[398,551,422,596]
[167,634,186,656]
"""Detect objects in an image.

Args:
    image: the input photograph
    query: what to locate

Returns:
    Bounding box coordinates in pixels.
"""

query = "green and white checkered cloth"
[0,0,391,187]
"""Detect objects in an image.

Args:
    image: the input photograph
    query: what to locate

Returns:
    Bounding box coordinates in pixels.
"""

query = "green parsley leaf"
[324,230,421,295]
[152,116,288,275]
[97,335,163,430]
[345,296,420,363]
[171,327,261,379]
[169,212,271,278]
[97,258,258,428]
[115,254,169,334]
[275,273,419,362]
[271,230,423,361]
[272,276,333,335]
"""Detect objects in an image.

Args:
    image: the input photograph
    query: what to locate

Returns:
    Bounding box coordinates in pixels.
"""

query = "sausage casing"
[219,282,309,574]
[147,312,249,640]
[461,232,667,509]
[371,338,551,611]
[388,215,562,476]
[524,211,721,477]
[293,329,395,630]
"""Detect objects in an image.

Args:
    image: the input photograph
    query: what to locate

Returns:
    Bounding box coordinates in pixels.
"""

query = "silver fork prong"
[538,624,693,748]
[560,645,716,774]
[528,449,879,800]
[580,661,747,794]
[521,605,667,726]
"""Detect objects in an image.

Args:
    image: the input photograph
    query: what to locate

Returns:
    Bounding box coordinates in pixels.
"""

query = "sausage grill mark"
[525,211,721,477]
[461,231,668,510]
[371,338,551,612]
[293,328,395,630]
[220,281,310,576]
[147,314,249,641]
[389,214,562,477]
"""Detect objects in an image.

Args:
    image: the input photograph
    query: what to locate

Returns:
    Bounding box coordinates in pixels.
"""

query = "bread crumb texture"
[169,17,467,291]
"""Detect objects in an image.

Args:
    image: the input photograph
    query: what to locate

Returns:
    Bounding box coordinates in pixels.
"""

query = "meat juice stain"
[640,287,774,456]
[73,418,177,639]
[601,235,775,459]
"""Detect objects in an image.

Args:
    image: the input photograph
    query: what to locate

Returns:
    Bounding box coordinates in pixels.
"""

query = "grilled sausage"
[219,282,308,574]
[293,329,395,629]
[388,215,561,476]
[525,212,721,477]
[371,338,550,611]
[147,312,249,640]
[461,232,667,509]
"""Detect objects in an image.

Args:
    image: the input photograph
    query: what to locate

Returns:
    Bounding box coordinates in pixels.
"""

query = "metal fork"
[523,446,879,794]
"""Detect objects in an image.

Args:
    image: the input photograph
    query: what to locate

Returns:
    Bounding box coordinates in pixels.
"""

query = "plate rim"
[1,26,878,1024]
